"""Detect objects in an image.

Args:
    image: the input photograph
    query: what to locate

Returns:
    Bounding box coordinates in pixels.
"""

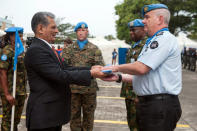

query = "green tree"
[104,35,116,41]
[115,0,158,43]
[55,17,76,44]
[159,0,197,38]
[115,0,197,42]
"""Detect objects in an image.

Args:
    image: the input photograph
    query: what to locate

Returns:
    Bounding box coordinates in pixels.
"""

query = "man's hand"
[102,65,119,72]
[100,74,119,82]
[5,93,15,106]
[90,67,107,78]
[91,65,103,70]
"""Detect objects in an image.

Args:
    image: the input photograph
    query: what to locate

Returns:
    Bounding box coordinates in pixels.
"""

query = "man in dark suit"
[25,12,105,131]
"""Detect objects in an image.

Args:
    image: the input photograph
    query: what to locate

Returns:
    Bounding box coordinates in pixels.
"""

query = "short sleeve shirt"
[133,31,182,96]
[0,44,26,95]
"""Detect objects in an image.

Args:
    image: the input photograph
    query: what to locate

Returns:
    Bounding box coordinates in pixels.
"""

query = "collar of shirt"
[145,28,169,47]
[132,40,141,48]
[77,39,88,50]
[37,38,52,49]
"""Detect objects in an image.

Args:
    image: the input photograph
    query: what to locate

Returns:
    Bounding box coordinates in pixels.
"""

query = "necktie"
[52,46,61,63]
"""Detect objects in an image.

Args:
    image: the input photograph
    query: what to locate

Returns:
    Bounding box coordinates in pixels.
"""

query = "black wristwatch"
[116,74,122,83]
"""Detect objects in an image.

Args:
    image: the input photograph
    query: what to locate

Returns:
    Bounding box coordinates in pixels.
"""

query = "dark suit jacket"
[24,38,92,129]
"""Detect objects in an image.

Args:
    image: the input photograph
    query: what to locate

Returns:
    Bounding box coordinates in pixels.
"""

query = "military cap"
[142,4,168,17]
[5,27,24,33]
[128,19,144,28]
[74,22,88,32]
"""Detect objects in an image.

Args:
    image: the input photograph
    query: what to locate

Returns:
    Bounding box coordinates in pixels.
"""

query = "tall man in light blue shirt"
[102,4,182,131]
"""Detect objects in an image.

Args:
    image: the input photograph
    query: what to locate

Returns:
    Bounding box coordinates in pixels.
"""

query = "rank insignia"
[145,47,148,52]
[150,41,159,49]
[156,32,164,36]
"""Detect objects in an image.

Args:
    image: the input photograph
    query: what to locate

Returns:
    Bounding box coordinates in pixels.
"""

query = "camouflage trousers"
[125,99,139,131]
[70,92,96,131]
[0,95,26,131]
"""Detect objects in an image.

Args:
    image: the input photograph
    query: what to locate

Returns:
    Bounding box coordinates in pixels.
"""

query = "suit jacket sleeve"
[25,46,91,86]
[64,65,91,71]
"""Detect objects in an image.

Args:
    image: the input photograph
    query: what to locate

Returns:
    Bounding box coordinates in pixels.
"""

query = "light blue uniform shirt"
[133,31,182,96]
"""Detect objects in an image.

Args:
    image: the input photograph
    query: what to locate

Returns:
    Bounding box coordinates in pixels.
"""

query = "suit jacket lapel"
[33,38,63,67]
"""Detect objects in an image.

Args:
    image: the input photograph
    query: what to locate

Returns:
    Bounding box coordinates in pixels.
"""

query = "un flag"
[14,31,24,71]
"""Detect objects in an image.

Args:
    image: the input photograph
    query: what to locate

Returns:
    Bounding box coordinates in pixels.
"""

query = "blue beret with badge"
[74,22,88,32]
[5,27,24,33]
[128,19,144,28]
[142,4,168,17]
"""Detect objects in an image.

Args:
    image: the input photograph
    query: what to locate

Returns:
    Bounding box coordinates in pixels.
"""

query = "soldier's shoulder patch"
[1,54,7,61]
[95,50,102,55]
[150,41,159,49]
[156,31,164,36]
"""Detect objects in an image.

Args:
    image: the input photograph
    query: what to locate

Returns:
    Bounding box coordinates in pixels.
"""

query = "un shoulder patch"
[1,54,7,61]
[150,41,159,49]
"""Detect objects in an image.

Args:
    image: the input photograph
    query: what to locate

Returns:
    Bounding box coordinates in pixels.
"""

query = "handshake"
[90,65,133,83]
[90,65,117,78]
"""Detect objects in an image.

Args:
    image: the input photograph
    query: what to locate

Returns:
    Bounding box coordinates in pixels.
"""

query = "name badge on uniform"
[130,58,135,63]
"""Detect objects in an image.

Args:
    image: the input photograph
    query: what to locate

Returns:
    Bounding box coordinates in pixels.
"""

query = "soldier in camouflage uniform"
[190,48,196,71]
[62,22,104,131]
[0,27,26,131]
[120,19,146,131]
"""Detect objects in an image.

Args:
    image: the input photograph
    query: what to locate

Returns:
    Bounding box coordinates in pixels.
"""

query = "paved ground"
[0,69,197,131]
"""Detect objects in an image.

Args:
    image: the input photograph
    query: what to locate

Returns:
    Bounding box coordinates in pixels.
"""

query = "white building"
[0,17,14,29]
[0,17,14,36]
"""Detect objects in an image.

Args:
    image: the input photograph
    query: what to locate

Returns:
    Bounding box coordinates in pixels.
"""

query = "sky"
[0,0,123,37]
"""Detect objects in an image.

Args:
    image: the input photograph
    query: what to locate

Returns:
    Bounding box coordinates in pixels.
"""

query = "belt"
[138,94,177,102]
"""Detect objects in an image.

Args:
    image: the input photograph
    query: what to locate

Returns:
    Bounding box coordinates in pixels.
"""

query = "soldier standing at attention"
[0,27,26,131]
[120,19,146,131]
[63,22,104,131]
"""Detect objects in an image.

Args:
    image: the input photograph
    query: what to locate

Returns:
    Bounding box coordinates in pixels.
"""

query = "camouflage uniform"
[120,39,146,131]
[62,41,104,131]
[0,44,26,131]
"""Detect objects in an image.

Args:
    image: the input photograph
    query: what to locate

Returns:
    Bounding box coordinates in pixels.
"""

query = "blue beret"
[5,27,24,33]
[128,19,144,28]
[74,22,88,32]
[142,4,168,17]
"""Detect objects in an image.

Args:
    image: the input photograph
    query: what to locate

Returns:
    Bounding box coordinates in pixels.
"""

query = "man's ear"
[37,24,45,34]
[86,29,89,35]
[158,15,164,25]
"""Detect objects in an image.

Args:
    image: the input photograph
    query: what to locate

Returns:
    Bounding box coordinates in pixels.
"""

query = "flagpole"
[11,29,18,131]
[10,28,24,131]
[11,66,17,131]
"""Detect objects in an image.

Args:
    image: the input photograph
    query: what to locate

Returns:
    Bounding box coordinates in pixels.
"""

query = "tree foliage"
[115,0,197,43]
[104,35,116,41]
[159,0,197,38]
[55,17,76,44]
